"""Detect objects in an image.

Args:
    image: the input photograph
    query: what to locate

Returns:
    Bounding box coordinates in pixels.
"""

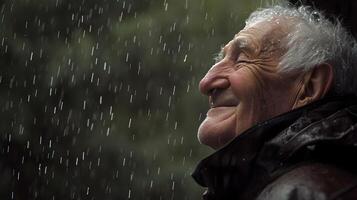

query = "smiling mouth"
[208,88,240,108]
[209,94,239,108]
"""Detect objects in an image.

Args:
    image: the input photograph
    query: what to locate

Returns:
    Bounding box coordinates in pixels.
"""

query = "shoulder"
[256,163,357,200]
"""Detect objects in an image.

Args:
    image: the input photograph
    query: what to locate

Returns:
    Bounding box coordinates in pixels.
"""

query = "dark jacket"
[192,96,357,200]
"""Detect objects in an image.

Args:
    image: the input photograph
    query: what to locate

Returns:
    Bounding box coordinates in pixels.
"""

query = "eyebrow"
[213,38,248,63]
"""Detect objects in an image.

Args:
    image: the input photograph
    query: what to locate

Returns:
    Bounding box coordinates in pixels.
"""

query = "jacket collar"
[192,96,357,200]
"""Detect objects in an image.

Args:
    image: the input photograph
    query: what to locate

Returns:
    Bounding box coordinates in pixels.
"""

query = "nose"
[199,63,230,95]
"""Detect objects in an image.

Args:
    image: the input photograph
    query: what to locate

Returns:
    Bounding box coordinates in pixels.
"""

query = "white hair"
[246,4,357,96]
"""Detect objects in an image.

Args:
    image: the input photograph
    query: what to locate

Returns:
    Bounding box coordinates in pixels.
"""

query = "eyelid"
[213,41,248,64]
[235,52,250,64]
[234,59,249,70]
[235,60,246,65]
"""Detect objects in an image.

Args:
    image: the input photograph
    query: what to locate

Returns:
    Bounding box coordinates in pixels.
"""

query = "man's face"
[198,19,305,149]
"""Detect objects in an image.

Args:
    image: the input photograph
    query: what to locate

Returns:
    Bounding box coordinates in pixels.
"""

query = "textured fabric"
[256,163,357,200]
[192,96,357,200]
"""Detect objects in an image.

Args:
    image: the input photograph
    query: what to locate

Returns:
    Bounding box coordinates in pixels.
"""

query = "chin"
[197,118,237,149]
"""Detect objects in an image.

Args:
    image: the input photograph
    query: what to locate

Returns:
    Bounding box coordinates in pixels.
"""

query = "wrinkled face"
[198,19,306,149]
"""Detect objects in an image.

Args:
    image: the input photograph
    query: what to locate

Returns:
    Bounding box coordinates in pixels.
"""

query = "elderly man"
[192,4,357,200]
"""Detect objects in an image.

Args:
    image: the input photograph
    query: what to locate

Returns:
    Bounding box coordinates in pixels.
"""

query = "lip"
[206,106,237,117]
[210,95,239,108]
[209,88,239,108]
[210,100,239,108]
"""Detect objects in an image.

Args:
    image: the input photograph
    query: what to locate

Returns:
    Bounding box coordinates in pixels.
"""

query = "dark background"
[0,0,261,199]
[289,0,357,38]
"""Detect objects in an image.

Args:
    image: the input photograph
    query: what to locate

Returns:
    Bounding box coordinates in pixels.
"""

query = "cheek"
[229,68,259,98]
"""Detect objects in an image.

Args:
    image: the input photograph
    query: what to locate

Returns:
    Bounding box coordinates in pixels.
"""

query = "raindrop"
[159,87,163,95]
[125,53,129,62]
[128,118,132,128]
[106,127,110,136]
[97,158,100,166]
[307,145,316,151]
[83,100,86,110]
[128,189,131,199]
[129,94,133,103]
[157,167,161,175]
[137,62,141,75]
[172,85,176,95]
[183,54,187,62]
[174,121,178,130]
[168,96,171,107]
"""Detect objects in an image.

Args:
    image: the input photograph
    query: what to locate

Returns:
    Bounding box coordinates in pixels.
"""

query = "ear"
[293,63,334,108]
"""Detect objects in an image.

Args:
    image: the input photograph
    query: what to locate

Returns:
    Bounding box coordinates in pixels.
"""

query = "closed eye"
[234,59,251,69]
[236,59,249,64]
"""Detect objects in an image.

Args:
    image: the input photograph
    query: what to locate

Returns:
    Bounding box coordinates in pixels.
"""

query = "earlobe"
[293,63,334,108]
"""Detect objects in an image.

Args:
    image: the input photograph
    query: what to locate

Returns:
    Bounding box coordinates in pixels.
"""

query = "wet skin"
[198,19,309,149]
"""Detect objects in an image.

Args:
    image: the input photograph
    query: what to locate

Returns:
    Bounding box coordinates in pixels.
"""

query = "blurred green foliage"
[0,0,260,199]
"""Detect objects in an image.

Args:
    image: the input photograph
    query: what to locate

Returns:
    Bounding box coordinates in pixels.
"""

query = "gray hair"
[246,4,357,96]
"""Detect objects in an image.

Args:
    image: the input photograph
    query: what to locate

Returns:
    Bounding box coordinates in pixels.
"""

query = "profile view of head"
[197,5,357,149]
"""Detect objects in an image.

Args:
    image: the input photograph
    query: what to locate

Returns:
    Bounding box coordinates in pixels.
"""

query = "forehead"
[240,20,274,36]
[227,18,289,50]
